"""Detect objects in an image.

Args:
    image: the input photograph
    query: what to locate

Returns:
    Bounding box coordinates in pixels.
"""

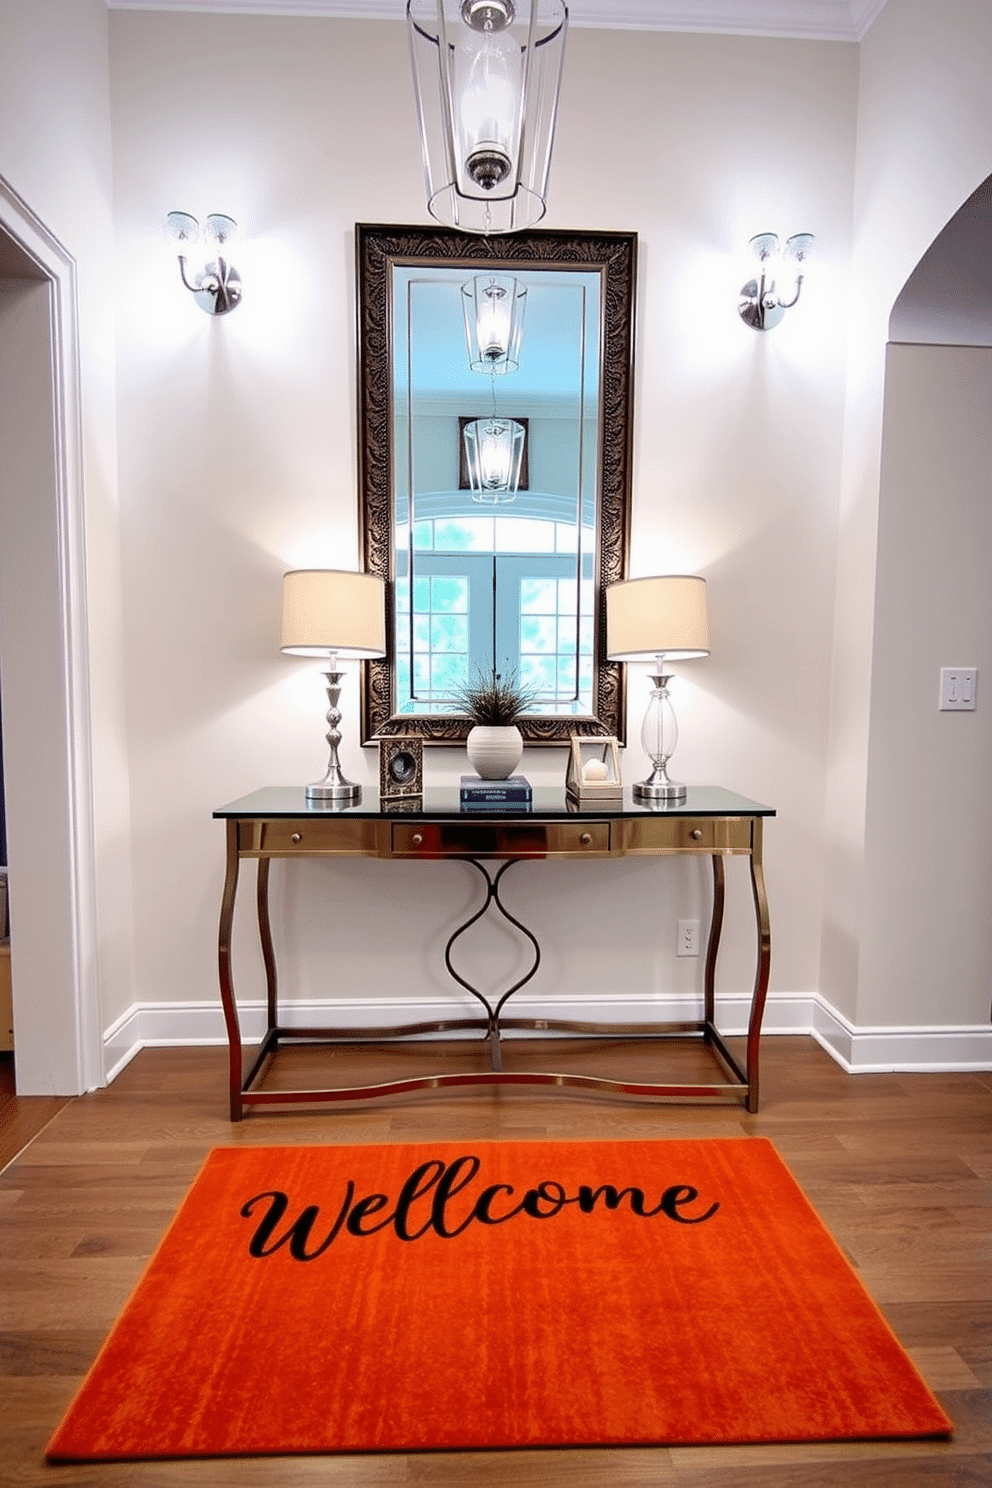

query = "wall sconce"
[738,232,814,331]
[606,575,710,803]
[407,0,568,236]
[164,211,242,315]
[462,274,527,373]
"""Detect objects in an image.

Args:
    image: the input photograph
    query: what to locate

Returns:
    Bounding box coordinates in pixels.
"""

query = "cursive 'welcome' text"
[240,1154,720,1262]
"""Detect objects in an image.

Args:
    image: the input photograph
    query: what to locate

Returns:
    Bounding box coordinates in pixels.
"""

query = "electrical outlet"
[677,918,700,957]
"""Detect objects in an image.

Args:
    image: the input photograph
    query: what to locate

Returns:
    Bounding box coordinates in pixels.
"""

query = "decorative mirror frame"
[356,222,636,745]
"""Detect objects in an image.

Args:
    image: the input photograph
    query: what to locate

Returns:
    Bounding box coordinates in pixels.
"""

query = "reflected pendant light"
[407,0,568,236]
[464,414,526,501]
[462,274,527,373]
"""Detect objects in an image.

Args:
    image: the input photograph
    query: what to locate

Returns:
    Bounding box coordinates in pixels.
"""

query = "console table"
[214,786,774,1120]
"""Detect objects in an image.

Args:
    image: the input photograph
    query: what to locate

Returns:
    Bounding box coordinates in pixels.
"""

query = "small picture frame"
[565,736,622,804]
[379,735,423,799]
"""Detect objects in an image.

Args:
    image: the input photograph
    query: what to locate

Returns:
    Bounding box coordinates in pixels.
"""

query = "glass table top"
[214,785,775,821]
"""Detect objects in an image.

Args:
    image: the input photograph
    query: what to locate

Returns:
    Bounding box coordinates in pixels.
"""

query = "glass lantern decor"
[407,0,568,236]
[463,414,526,500]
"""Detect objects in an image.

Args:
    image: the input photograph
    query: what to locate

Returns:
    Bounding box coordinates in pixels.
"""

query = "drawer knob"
[291,832,303,844]
[579,832,592,846]
[690,828,703,841]
[411,832,424,846]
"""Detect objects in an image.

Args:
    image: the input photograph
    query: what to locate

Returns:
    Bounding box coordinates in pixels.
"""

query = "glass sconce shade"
[748,231,780,263]
[407,0,568,236]
[739,230,814,331]
[783,231,814,266]
[462,274,527,373]
[164,211,200,249]
[164,210,242,315]
[463,415,526,500]
[204,213,238,250]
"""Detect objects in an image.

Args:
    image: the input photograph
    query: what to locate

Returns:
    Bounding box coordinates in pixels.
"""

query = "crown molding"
[106,0,888,43]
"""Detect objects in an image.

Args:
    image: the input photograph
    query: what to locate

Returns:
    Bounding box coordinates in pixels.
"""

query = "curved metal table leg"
[257,857,277,1031]
[704,853,726,1029]
[443,858,541,1070]
[746,820,772,1112]
[218,820,244,1121]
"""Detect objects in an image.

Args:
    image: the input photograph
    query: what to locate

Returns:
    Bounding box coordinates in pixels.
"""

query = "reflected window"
[395,514,593,716]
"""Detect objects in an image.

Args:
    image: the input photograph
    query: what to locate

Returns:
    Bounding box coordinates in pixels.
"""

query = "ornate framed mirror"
[357,223,636,745]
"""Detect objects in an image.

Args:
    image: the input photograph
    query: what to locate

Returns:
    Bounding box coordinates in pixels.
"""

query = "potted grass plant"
[452,668,538,780]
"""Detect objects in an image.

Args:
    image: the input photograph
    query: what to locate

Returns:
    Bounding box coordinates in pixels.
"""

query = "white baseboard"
[810,996,992,1073]
[102,991,992,1085]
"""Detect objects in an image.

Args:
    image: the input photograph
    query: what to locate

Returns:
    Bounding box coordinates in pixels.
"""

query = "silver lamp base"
[305,778,361,804]
[305,668,361,805]
[633,762,687,803]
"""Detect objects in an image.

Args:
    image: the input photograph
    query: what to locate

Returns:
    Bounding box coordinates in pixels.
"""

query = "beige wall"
[107,12,856,1021]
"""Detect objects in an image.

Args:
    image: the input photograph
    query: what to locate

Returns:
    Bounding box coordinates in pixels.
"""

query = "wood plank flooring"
[0,1054,71,1173]
[1,1037,989,1486]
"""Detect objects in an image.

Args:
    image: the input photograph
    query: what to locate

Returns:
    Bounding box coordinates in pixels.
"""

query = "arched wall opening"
[856,172,992,1051]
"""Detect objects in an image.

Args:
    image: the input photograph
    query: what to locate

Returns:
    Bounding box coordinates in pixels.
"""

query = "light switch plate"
[939,667,978,711]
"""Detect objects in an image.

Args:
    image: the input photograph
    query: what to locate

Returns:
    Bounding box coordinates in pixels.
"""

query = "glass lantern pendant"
[463,416,526,501]
[407,0,568,236]
[462,274,527,373]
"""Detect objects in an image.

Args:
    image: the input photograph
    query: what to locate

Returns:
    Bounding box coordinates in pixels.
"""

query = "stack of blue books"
[459,775,532,812]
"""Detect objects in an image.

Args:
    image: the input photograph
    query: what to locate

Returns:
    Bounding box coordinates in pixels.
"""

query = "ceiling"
[105,0,888,43]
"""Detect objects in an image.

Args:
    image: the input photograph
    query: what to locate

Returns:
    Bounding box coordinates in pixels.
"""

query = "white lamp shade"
[606,575,710,661]
[281,569,386,658]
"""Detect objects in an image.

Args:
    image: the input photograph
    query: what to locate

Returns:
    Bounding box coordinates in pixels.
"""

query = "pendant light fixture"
[407,0,568,236]
[463,407,526,500]
[462,274,527,373]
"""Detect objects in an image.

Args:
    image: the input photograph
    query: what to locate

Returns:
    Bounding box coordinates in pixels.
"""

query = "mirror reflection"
[357,225,636,746]
[394,263,600,717]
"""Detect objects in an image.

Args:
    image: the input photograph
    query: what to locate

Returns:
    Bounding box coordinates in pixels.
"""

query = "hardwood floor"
[1,1037,989,1486]
[0,1053,72,1172]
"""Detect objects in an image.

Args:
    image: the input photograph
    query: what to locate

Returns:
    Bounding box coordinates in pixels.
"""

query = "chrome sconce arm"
[165,211,242,316]
[739,231,814,331]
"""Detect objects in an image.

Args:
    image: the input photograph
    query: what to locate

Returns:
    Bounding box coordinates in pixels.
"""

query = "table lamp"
[281,569,386,803]
[606,575,710,802]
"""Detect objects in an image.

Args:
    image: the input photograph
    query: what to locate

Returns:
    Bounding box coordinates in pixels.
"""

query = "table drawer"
[391,820,611,859]
[621,816,753,854]
[239,819,382,856]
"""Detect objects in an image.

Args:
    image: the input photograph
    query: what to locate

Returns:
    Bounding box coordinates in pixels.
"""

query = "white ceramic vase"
[466,724,523,781]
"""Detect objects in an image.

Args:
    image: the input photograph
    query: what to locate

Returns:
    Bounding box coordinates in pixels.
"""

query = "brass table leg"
[257,857,277,1032]
[746,818,772,1113]
[704,853,726,1029]
[218,820,244,1121]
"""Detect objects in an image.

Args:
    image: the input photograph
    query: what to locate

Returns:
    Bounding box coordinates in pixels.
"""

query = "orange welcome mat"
[47,1138,951,1461]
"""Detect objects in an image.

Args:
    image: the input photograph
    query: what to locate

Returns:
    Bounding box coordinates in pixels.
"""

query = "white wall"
[859,344,992,1028]
[108,13,856,1032]
[819,0,992,1037]
[0,0,135,1086]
